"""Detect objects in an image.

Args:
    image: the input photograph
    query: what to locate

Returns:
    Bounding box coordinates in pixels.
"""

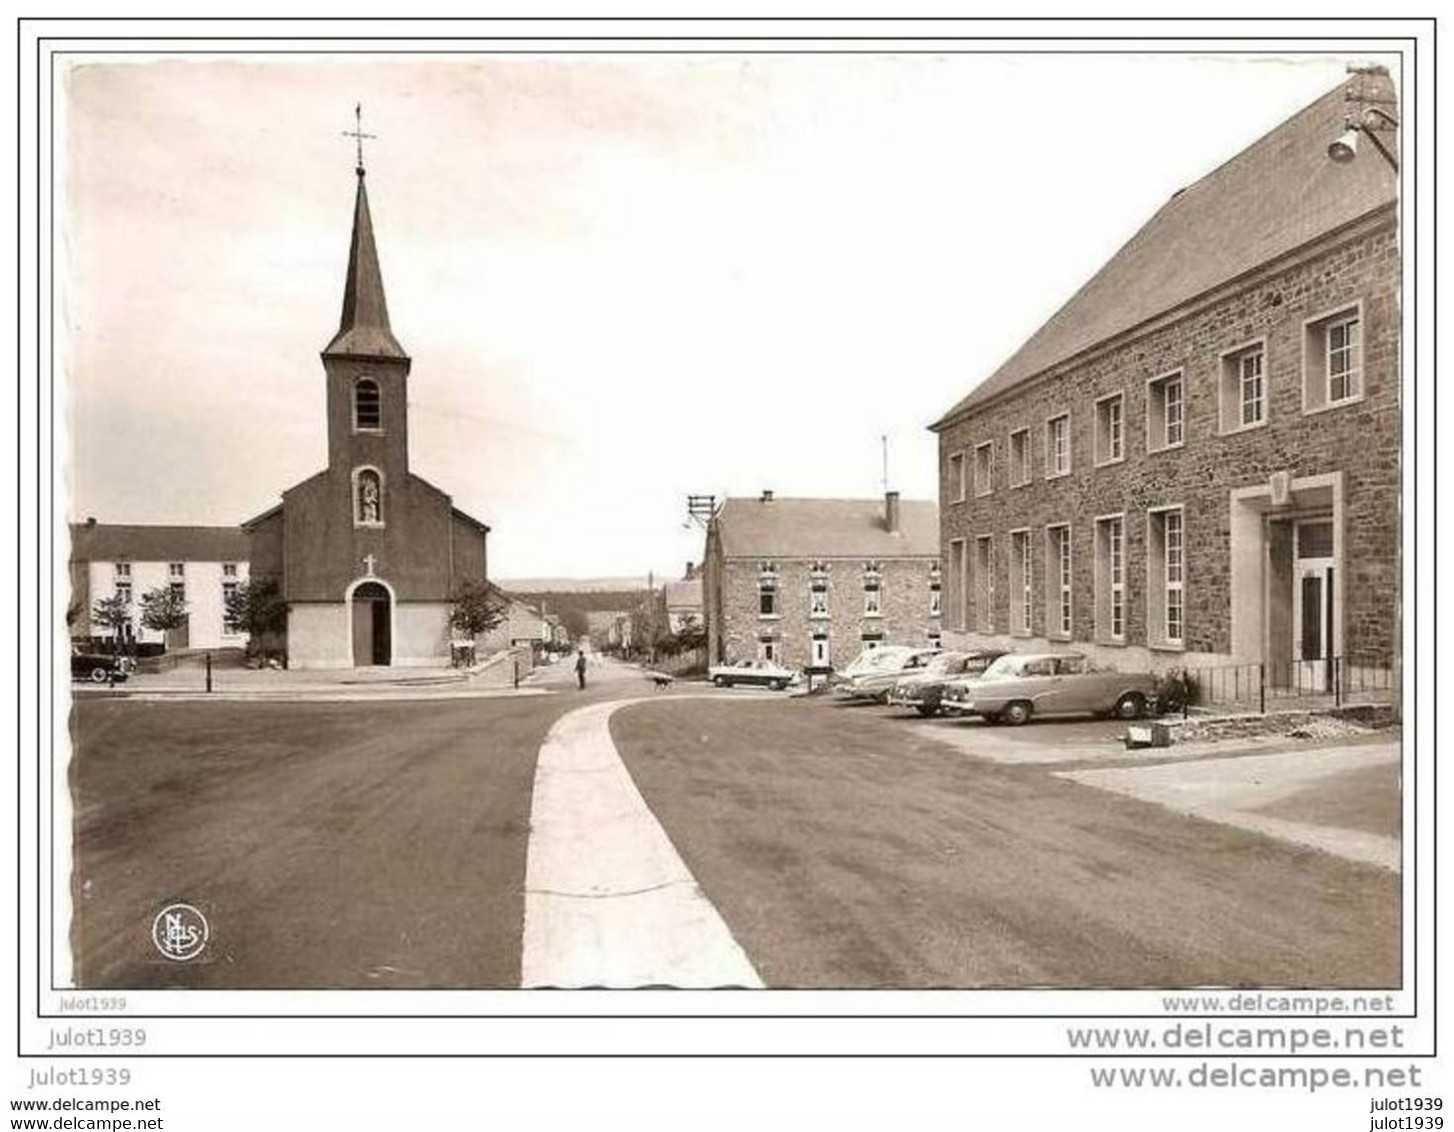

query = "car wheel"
[916,704,939,718]
[90,667,110,684]
[1114,692,1147,720]
[771,680,786,691]
[713,675,726,687]
[1001,700,1033,726]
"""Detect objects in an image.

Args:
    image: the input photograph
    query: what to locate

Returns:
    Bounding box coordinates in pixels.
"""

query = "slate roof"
[69,523,250,563]
[715,497,938,560]
[933,69,1398,428]
[663,577,703,610]
[322,171,408,361]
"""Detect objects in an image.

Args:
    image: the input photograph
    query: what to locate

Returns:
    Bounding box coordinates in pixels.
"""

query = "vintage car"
[940,651,1159,725]
[886,649,1007,717]
[708,658,801,690]
[71,652,130,684]
[831,646,943,703]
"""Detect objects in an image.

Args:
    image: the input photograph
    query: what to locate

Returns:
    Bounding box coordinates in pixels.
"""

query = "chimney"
[684,562,696,580]
[85,516,97,527]
[760,490,774,503]
[885,491,901,534]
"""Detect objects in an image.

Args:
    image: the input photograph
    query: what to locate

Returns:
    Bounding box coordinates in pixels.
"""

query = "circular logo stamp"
[151,903,209,962]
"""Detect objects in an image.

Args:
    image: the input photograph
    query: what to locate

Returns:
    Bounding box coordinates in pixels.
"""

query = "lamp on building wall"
[1328,66,1399,171]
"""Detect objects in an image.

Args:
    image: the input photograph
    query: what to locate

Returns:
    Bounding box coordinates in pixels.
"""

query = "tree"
[223,577,288,639]
[558,608,590,644]
[90,594,133,655]
[139,586,190,640]
[449,580,507,639]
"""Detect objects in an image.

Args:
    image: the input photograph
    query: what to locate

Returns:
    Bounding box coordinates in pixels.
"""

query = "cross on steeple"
[343,103,376,175]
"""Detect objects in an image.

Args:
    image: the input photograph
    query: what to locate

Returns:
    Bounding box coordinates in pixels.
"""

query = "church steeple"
[322,167,409,362]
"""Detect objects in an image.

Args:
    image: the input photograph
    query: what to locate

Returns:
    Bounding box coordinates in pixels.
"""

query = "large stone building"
[931,69,1399,685]
[703,491,940,670]
[244,160,492,668]
[69,521,251,651]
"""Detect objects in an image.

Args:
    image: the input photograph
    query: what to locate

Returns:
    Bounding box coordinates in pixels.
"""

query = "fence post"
[1258,663,1265,715]
[205,651,213,694]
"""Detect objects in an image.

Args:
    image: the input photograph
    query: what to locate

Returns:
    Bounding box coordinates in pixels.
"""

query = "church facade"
[244,163,491,668]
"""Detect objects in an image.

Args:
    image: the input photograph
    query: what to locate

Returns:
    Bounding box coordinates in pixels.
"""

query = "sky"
[59,52,1380,580]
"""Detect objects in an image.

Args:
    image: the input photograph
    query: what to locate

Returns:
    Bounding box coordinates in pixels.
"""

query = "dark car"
[71,653,129,684]
[886,649,1007,716]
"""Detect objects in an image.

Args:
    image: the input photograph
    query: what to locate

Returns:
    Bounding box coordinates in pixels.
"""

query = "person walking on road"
[575,649,587,690]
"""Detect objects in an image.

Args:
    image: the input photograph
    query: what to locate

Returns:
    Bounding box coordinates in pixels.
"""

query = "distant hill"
[498,576,650,594]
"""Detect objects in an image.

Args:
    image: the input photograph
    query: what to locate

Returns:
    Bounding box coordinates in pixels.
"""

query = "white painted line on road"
[521,697,765,988]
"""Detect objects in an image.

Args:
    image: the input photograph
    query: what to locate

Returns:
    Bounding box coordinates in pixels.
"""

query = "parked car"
[71,652,130,684]
[887,649,1007,717]
[940,651,1158,725]
[709,658,801,690]
[832,646,943,703]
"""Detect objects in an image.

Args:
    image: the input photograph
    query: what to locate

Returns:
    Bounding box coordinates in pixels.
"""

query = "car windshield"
[979,655,1030,680]
[923,653,965,675]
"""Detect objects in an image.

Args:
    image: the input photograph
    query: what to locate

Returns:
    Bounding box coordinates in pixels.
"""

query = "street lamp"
[1328,65,1399,172]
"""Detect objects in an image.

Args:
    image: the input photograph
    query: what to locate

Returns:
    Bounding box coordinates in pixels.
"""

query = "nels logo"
[151,903,209,962]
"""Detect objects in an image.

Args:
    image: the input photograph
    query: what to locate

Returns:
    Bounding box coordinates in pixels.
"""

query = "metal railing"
[1173,655,1398,715]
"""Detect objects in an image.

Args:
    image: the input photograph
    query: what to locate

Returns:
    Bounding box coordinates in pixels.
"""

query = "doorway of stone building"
[1293,519,1335,692]
[351,581,392,666]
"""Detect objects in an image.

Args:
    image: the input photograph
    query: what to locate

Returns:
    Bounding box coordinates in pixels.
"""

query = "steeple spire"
[322,122,408,362]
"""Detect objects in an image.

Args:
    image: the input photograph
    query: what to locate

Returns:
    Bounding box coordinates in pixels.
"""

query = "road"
[67,657,1399,988]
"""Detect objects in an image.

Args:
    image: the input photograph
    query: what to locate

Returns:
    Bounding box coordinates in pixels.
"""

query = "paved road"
[611,698,1400,988]
[69,663,1399,989]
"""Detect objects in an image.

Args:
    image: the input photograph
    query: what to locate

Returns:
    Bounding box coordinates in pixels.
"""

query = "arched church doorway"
[351,581,392,666]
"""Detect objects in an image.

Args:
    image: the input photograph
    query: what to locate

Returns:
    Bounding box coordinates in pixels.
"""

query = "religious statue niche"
[356,468,383,525]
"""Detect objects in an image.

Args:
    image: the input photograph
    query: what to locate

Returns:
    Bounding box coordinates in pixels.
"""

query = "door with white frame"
[1292,519,1335,692]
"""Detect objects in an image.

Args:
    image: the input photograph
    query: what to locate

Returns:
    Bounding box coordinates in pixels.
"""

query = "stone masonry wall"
[717,556,941,670]
[935,216,1400,670]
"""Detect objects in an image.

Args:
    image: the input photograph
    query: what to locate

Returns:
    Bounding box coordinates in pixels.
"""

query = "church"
[243,153,492,668]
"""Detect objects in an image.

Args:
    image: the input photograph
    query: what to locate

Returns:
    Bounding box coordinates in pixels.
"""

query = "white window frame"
[353,376,383,433]
[1094,512,1127,645]
[863,562,883,618]
[1094,391,1126,467]
[1146,369,1185,453]
[808,562,830,620]
[1009,528,1033,637]
[928,562,942,618]
[973,440,995,497]
[1045,523,1072,641]
[114,562,131,578]
[1146,505,1186,650]
[1045,412,1072,479]
[758,563,780,620]
[1219,338,1268,434]
[222,562,238,578]
[948,538,967,631]
[1008,427,1031,488]
[949,451,967,504]
[974,534,995,634]
[1302,301,1365,415]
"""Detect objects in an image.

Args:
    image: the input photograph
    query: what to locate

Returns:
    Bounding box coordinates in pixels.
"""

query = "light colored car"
[940,651,1159,725]
[887,650,1006,717]
[709,658,800,691]
[832,646,943,703]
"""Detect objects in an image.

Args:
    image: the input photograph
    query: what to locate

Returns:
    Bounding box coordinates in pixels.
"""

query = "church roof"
[322,171,409,362]
[70,522,249,563]
[932,68,1398,429]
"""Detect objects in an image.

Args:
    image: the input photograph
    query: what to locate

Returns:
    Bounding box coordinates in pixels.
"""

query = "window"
[809,562,830,618]
[168,562,185,580]
[1147,507,1185,648]
[1045,524,1072,640]
[948,539,967,630]
[1220,341,1267,432]
[811,630,830,667]
[974,535,994,633]
[1304,306,1363,412]
[1147,370,1184,451]
[1009,428,1031,487]
[222,578,240,632]
[758,562,779,617]
[114,562,131,578]
[974,441,995,497]
[354,467,384,526]
[949,452,966,503]
[1009,530,1032,636]
[354,378,382,431]
[1094,515,1126,643]
[758,635,777,663]
[222,562,238,578]
[113,563,132,605]
[1045,413,1071,477]
[863,561,882,617]
[1094,393,1124,466]
[928,561,942,618]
